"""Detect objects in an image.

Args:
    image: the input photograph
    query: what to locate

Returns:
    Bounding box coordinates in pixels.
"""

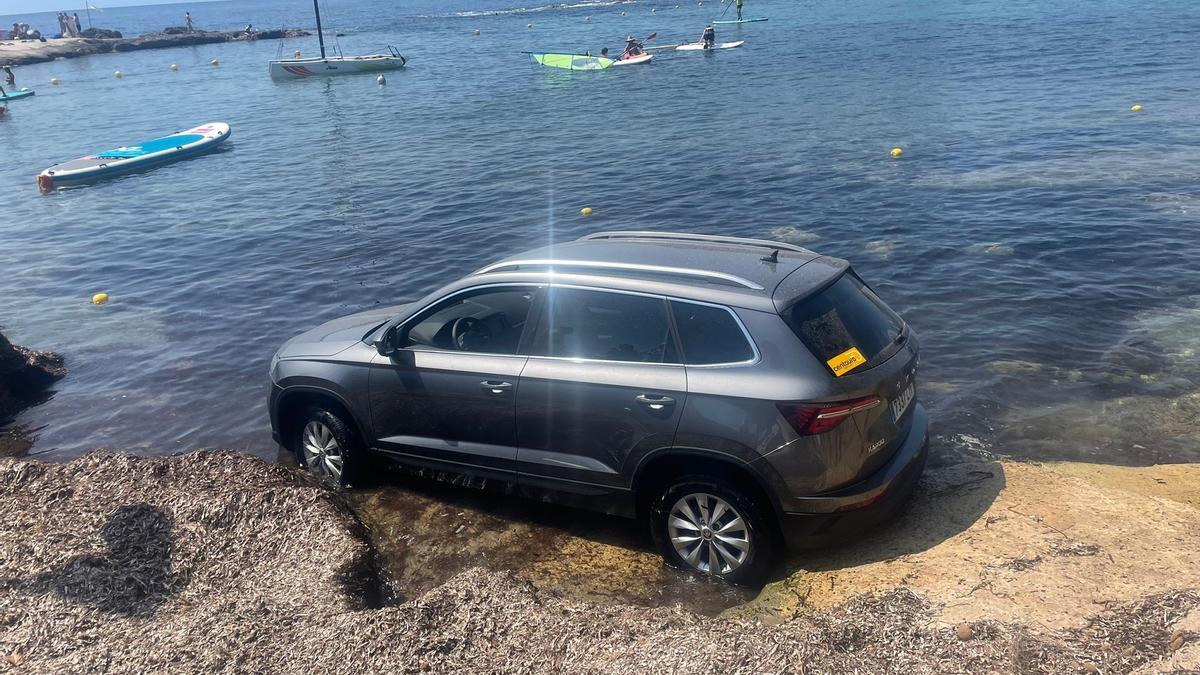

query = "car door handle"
[480,380,513,394]
[635,394,675,410]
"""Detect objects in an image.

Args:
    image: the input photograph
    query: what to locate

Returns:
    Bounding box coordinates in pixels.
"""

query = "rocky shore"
[0,29,310,67]
[0,449,1195,674]
[0,332,62,425]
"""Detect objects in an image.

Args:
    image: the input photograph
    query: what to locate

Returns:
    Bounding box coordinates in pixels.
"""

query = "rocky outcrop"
[78,27,121,39]
[0,29,310,66]
[0,331,63,423]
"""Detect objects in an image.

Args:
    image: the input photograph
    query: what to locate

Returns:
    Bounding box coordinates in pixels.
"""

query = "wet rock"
[78,27,121,38]
[0,331,64,423]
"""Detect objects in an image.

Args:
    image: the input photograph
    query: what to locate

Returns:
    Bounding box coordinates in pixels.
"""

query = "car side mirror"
[374,326,403,356]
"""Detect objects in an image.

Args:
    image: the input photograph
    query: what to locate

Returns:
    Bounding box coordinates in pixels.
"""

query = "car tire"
[649,475,774,587]
[292,406,365,488]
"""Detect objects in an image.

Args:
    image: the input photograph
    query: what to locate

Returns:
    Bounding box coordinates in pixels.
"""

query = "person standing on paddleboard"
[3,67,14,87]
[700,24,716,49]
[735,0,744,21]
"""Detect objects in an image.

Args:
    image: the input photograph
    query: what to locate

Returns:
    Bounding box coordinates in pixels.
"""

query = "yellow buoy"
[113,70,122,78]
[1130,104,1143,111]
[50,77,60,85]
[91,293,109,305]
[170,63,178,71]
[294,50,301,58]
[580,207,593,217]
[890,147,903,158]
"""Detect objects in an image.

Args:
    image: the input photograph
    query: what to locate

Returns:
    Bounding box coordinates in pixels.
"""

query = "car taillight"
[777,396,882,436]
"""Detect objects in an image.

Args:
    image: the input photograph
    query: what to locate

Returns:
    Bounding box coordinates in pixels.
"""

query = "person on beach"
[185,12,194,32]
[700,24,716,49]
[3,67,14,87]
[735,0,743,21]
[55,14,66,37]
[73,13,83,35]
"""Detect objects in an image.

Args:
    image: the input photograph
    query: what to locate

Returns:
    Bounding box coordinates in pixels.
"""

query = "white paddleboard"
[676,41,745,51]
[38,122,230,190]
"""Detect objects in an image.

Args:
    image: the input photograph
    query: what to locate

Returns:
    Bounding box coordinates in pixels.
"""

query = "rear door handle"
[635,394,675,410]
[480,380,513,394]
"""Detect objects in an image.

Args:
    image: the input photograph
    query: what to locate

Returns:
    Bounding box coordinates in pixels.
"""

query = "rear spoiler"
[771,257,850,315]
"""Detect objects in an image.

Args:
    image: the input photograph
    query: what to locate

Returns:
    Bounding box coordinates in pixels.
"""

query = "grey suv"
[268,231,927,585]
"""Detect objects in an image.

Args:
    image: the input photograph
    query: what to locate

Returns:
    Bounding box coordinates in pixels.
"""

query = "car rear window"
[782,272,904,376]
[670,301,755,365]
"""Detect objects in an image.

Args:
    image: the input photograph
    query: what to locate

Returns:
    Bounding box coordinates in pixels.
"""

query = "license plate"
[891,383,915,422]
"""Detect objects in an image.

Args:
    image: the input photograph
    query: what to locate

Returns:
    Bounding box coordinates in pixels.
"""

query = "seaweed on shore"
[0,450,1195,673]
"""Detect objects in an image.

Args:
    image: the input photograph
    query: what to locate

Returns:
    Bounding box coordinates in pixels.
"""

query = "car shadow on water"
[342,467,757,616]
[327,449,1005,617]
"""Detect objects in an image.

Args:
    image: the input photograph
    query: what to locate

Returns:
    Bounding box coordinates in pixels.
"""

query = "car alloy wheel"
[300,419,345,482]
[667,492,751,575]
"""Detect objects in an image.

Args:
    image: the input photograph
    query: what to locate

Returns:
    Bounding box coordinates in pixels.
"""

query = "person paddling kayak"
[700,24,716,49]
[623,35,645,58]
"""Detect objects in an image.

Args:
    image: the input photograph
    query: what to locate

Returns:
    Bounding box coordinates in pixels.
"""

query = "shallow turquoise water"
[1,0,1198,465]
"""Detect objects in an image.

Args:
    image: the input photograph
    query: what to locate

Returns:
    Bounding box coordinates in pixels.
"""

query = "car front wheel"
[293,406,363,487]
[649,475,774,586]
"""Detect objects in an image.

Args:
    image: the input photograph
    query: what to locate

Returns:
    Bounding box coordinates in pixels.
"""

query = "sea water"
[1,0,1198,465]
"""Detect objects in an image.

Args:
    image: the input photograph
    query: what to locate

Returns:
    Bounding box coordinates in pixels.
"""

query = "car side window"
[528,288,674,363]
[670,301,755,365]
[404,287,536,355]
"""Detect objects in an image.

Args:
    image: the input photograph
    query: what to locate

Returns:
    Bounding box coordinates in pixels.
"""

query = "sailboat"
[268,0,406,78]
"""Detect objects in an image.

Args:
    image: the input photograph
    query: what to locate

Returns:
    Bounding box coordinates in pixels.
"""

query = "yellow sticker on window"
[827,347,867,376]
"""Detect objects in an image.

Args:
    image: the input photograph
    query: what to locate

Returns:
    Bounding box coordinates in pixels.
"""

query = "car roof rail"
[473,259,765,291]
[579,230,814,254]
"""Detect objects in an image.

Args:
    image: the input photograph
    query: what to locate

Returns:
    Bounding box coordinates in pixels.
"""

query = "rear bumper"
[776,402,929,549]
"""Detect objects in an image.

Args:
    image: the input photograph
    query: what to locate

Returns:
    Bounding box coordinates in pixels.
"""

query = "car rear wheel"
[649,475,774,586]
[293,406,363,487]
